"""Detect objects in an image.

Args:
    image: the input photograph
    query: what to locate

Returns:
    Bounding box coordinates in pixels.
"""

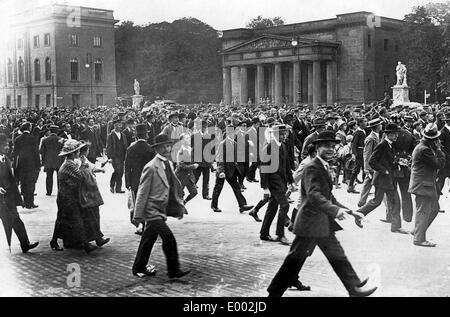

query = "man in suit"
[144,113,157,146]
[106,119,128,193]
[393,119,416,223]
[191,120,213,200]
[246,117,262,183]
[123,118,136,144]
[267,131,375,297]
[131,134,190,279]
[358,118,382,207]
[0,134,39,253]
[12,122,40,209]
[58,123,73,140]
[125,124,156,234]
[355,123,409,234]
[259,124,294,245]
[348,117,367,194]
[301,118,325,160]
[436,112,450,195]
[409,123,445,247]
[80,117,103,163]
[39,125,64,196]
[292,109,310,146]
[211,121,253,213]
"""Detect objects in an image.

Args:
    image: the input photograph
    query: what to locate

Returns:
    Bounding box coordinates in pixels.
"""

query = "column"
[240,66,248,105]
[288,66,293,104]
[256,64,264,105]
[274,62,282,106]
[307,63,313,104]
[292,61,300,105]
[326,60,337,105]
[223,66,231,105]
[313,60,321,108]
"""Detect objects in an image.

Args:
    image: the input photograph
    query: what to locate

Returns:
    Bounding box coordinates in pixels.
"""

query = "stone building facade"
[221,12,404,106]
[0,4,118,108]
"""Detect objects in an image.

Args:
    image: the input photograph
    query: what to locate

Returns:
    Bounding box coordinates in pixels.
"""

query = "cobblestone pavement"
[1,165,450,297]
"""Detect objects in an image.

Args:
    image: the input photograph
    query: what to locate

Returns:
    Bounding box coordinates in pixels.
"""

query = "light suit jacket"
[363,131,380,173]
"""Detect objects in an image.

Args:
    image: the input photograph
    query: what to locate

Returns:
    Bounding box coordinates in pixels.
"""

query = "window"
[17,95,22,108]
[7,58,12,83]
[367,34,372,48]
[72,94,80,107]
[34,59,40,82]
[46,94,51,106]
[45,57,51,81]
[33,35,40,48]
[69,34,79,46]
[70,58,79,81]
[18,57,24,83]
[93,36,102,47]
[17,38,23,50]
[384,39,389,51]
[35,95,40,107]
[94,58,103,81]
[96,94,103,106]
[6,96,11,107]
[44,33,51,46]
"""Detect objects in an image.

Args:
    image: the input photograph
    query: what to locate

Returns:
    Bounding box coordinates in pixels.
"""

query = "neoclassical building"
[0,4,118,108]
[221,12,404,106]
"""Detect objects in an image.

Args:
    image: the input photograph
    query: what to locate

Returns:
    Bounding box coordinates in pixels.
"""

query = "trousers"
[414,195,439,243]
[267,234,361,297]
[396,177,413,222]
[132,218,180,275]
[46,168,59,195]
[193,166,210,198]
[211,170,247,209]
[110,158,124,191]
[260,187,289,238]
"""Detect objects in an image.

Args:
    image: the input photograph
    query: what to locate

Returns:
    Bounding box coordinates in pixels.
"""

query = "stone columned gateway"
[220,12,404,106]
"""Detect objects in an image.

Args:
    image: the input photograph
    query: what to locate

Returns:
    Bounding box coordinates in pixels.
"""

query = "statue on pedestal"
[396,62,407,86]
[134,79,140,95]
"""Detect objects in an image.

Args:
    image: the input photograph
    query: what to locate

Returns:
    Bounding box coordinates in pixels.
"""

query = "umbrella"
[0,196,13,252]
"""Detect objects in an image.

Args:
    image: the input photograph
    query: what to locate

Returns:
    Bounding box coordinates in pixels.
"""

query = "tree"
[401,3,450,101]
[246,15,284,29]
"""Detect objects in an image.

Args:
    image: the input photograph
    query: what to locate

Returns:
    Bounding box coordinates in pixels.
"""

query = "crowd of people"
[1,95,450,295]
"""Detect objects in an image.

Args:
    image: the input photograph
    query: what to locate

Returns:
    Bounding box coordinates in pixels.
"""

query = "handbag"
[79,169,104,208]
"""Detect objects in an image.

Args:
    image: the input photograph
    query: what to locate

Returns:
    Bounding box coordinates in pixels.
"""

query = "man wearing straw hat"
[409,123,446,247]
[0,133,39,253]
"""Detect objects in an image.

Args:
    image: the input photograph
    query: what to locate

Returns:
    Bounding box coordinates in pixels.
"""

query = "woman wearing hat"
[409,124,446,247]
[50,139,98,253]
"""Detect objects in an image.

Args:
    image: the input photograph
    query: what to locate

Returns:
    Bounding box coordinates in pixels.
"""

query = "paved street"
[1,165,450,297]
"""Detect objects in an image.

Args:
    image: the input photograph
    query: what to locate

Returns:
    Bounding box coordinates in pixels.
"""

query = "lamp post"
[291,37,301,105]
[85,53,93,107]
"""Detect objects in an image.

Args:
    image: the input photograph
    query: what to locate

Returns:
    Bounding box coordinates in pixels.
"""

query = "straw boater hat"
[59,139,85,156]
[367,118,382,128]
[422,123,441,139]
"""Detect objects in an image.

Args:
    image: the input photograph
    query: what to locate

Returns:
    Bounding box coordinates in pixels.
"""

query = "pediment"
[223,35,298,53]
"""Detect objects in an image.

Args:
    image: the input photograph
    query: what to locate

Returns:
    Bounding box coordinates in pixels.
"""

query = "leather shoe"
[50,240,63,251]
[116,190,125,194]
[110,187,115,193]
[96,237,110,247]
[354,217,364,228]
[414,240,436,247]
[22,242,39,253]
[83,242,98,254]
[380,218,392,223]
[439,210,445,213]
[357,277,369,288]
[203,196,212,200]
[260,235,276,242]
[349,286,377,297]
[133,265,157,278]
[276,236,291,245]
[347,188,360,194]
[239,205,253,213]
[25,204,39,209]
[169,270,190,279]
[212,207,222,213]
[290,280,311,291]
[249,210,262,222]
[391,228,410,234]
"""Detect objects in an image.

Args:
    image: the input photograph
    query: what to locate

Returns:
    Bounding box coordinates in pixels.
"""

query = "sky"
[0,0,448,30]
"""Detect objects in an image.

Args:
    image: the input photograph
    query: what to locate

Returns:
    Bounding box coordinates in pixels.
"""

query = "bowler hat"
[113,118,122,124]
[135,124,148,136]
[152,134,175,148]
[271,124,291,133]
[422,123,441,139]
[312,131,340,145]
[383,123,399,133]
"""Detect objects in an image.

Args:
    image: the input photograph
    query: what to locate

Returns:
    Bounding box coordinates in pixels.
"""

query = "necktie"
[164,160,174,187]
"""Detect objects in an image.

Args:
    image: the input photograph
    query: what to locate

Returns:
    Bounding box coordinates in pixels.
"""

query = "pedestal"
[392,85,410,106]
[132,95,143,108]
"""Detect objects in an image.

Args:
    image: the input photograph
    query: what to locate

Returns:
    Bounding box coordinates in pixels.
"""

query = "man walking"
[266,131,375,297]
[409,124,445,247]
[131,134,190,279]
[348,117,367,194]
[40,125,64,196]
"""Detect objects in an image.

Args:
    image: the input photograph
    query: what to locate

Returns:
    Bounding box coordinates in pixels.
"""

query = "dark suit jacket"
[408,140,445,198]
[352,129,366,158]
[260,140,294,191]
[0,156,23,207]
[12,132,40,179]
[39,134,64,170]
[124,140,155,192]
[106,131,128,161]
[191,131,213,167]
[393,128,416,178]
[175,146,197,183]
[439,126,450,172]
[293,157,346,238]
[81,126,103,159]
[123,127,135,144]
[293,118,310,145]
[369,139,396,190]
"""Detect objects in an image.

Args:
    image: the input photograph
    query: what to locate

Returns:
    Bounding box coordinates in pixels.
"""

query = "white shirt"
[385,137,393,148]
[445,124,450,132]
[317,155,330,173]
[114,130,121,140]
